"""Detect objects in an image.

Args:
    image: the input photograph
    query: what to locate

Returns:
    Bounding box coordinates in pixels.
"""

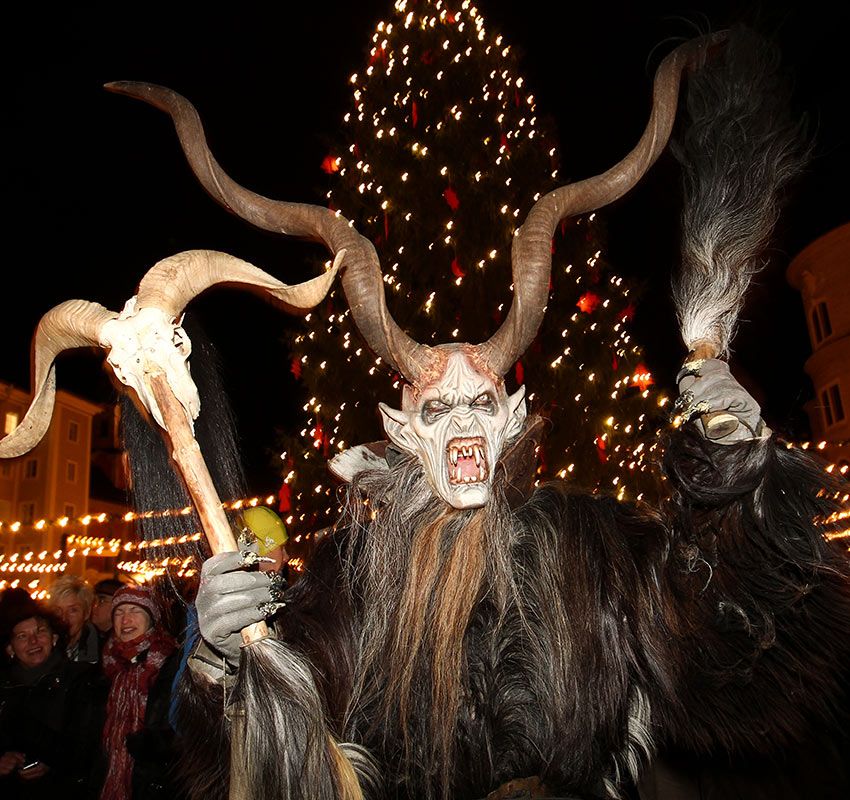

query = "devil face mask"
[100,58,703,511]
[380,348,526,509]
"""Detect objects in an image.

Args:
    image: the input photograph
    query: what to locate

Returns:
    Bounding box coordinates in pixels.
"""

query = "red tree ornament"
[632,364,654,392]
[291,357,302,379]
[320,154,340,174]
[278,482,292,513]
[577,291,601,314]
[443,186,460,210]
[595,435,608,463]
[451,258,465,278]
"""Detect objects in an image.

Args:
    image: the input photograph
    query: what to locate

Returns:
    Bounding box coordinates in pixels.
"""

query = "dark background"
[3,1,848,491]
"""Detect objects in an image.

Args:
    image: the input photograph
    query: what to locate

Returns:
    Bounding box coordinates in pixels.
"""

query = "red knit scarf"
[100,627,177,800]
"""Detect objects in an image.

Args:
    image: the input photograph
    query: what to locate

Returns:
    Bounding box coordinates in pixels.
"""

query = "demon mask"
[379,346,526,509]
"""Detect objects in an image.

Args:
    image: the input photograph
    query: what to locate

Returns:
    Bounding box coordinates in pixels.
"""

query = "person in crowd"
[99,585,183,800]
[0,589,36,667]
[89,579,125,642]
[49,576,100,664]
[0,601,103,799]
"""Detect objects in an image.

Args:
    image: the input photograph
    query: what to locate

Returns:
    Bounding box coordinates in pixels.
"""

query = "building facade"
[0,382,113,596]
[787,222,850,471]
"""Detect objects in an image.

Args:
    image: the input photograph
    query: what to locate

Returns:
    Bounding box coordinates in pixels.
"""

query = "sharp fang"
[474,446,481,466]
[455,465,463,482]
[450,448,458,465]
[478,464,485,481]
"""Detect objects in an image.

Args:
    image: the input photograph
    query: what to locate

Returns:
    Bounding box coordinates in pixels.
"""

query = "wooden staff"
[149,372,256,800]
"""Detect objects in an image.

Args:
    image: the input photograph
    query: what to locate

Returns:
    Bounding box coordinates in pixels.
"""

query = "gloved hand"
[194,547,286,666]
[675,358,770,443]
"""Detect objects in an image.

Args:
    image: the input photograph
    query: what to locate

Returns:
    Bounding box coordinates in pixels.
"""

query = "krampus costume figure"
[5,24,849,800]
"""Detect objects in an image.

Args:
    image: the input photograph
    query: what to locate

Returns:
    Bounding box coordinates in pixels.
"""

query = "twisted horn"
[477,33,727,376]
[105,81,431,383]
[0,300,117,457]
[135,249,343,319]
[0,247,341,459]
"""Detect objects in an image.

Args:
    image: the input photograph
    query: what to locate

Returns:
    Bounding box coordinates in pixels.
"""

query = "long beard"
[338,454,519,797]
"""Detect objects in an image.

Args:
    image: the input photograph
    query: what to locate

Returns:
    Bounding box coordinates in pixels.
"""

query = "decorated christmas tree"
[277,0,671,539]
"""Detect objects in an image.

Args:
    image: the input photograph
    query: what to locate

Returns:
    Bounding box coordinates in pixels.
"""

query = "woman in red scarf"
[99,586,180,800]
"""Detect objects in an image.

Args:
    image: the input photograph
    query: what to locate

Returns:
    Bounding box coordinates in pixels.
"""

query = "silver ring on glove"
[675,359,705,385]
[268,571,287,602]
[237,549,275,569]
[256,601,286,618]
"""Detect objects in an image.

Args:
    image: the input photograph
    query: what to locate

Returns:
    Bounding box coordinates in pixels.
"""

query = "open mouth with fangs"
[447,436,489,485]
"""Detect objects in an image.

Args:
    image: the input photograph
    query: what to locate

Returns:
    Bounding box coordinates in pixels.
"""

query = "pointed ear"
[505,384,527,438]
[401,384,417,412]
[379,403,418,453]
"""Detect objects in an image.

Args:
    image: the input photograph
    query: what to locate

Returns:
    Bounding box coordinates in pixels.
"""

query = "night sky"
[3,1,848,491]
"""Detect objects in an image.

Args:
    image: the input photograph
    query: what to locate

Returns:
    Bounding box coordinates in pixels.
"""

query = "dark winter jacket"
[0,650,103,800]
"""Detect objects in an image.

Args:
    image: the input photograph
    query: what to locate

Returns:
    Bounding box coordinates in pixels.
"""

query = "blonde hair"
[49,575,94,616]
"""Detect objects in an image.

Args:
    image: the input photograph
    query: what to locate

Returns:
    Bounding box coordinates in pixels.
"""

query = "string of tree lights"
[276,0,680,533]
[0,494,278,535]
[0,491,319,596]
[0,440,846,538]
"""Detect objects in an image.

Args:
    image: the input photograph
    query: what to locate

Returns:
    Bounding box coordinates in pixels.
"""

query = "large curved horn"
[135,249,343,319]
[477,33,727,376]
[105,81,431,383]
[0,301,117,458]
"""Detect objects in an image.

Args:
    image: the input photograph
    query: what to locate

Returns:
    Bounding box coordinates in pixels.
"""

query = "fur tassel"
[671,25,811,354]
[232,637,376,800]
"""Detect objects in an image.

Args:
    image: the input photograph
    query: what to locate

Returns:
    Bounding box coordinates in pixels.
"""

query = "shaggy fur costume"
[173,421,850,799]
[113,24,850,800]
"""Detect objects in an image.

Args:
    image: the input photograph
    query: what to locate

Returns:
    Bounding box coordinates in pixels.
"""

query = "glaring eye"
[422,399,451,425]
[471,393,495,414]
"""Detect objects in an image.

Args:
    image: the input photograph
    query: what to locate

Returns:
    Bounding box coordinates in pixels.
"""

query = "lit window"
[68,420,79,443]
[66,461,77,483]
[4,412,18,435]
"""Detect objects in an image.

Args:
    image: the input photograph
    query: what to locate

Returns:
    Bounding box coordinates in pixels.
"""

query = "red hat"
[111,585,160,625]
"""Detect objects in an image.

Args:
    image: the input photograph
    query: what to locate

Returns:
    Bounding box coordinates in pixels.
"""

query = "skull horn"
[105,81,431,383]
[0,249,341,458]
[0,300,117,458]
[477,33,727,376]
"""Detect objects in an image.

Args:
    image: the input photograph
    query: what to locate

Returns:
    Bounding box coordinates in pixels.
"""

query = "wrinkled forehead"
[419,349,502,401]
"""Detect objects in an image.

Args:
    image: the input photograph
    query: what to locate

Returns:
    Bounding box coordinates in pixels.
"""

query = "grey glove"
[675,358,770,443]
[194,548,286,667]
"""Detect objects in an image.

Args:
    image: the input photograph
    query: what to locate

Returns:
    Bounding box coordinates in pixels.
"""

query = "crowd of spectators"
[0,579,189,799]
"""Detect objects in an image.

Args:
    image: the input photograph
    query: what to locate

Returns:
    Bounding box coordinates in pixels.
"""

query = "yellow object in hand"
[242,506,288,555]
